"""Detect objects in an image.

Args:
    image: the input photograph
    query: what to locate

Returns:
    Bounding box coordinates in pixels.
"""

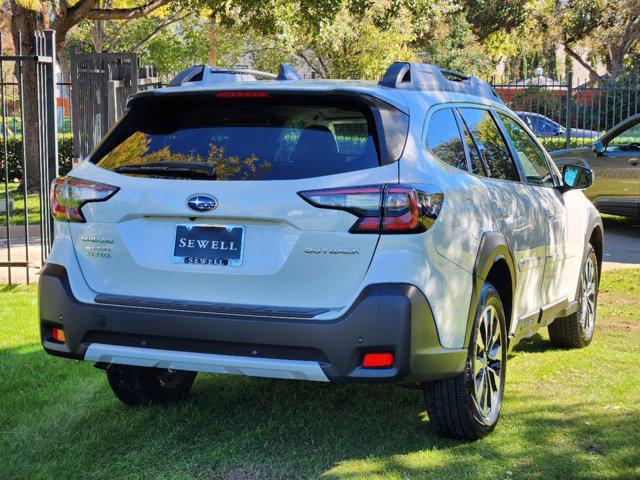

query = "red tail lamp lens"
[298,184,443,234]
[50,177,118,223]
[362,352,394,368]
[52,327,65,343]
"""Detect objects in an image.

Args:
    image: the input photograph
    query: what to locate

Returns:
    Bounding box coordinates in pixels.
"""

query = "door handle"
[629,158,639,166]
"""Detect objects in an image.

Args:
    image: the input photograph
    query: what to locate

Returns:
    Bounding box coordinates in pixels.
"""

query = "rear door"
[496,112,571,308]
[457,107,549,324]
[67,92,405,312]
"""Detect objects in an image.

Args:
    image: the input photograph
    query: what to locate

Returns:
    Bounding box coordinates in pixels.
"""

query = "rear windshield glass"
[91,95,381,180]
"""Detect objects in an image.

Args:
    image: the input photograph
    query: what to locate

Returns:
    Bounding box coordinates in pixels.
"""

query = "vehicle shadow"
[510,332,556,354]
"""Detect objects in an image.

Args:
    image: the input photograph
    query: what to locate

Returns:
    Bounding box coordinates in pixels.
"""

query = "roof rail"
[378,62,501,102]
[168,64,301,86]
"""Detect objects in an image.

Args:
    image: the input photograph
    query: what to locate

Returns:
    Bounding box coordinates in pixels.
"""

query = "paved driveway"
[601,217,640,271]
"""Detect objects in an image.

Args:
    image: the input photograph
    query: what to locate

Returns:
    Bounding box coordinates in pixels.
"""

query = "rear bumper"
[39,263,466,383]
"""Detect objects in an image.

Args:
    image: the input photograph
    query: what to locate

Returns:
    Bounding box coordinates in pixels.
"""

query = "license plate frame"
[173,224,245,266]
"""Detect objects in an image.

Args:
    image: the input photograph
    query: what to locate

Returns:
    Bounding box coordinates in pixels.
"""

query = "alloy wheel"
[580,256,597,341]
[472,305,504,425]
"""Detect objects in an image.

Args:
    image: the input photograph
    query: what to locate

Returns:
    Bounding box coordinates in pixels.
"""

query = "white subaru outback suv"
[41,62,603,440]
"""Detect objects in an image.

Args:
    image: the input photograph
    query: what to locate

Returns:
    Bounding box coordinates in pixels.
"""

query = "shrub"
[0,134,73,182]
[538,137,590,152]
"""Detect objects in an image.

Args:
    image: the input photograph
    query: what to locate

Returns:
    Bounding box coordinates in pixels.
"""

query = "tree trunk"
[9,0,42,193]
[93,20,105,53]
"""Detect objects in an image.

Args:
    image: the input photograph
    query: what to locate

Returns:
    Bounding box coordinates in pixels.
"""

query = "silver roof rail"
[168,64,301,86]
[379,62,502,102]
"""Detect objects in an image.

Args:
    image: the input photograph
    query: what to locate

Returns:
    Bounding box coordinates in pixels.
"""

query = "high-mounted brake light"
[50,177,119,223]
[298,184,443,234]
[215,91,270,98]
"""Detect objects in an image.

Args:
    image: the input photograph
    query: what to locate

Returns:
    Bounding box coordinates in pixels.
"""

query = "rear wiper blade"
[114,161,217,179]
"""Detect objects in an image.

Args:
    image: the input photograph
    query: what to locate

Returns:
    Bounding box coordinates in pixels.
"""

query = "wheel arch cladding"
[589,224,604,280]
[466,232,516,347]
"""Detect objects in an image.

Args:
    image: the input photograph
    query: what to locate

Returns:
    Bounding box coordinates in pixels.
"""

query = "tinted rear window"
[91,95,381,180]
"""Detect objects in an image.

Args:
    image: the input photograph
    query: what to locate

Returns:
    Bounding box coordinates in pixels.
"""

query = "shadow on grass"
[0,284,22,293]
[2,346,639,480]
[510,332,557,354]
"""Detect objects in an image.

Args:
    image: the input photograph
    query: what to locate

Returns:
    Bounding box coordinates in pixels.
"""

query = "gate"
[70,50,161,163]
[0,30,58,284]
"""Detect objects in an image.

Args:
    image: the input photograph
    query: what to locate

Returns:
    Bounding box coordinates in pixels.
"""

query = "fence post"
[70,47,81,166]
[43,30,58,252]
[565,71,573,149]
[43,30,58,180]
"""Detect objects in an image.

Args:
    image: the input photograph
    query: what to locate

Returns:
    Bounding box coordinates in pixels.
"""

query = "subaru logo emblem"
[187,195,218,212]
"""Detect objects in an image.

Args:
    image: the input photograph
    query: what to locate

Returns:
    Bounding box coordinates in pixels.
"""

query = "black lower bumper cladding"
[39,263,466,383]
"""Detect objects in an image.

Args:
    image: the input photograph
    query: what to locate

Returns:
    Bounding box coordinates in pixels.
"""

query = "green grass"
[0,182,41,226]
[1,272,639,480]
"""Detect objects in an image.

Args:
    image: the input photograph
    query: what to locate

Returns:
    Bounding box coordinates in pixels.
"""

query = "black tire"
[548,244,598,349]
[106,365,197,406]
[423,282,507,440]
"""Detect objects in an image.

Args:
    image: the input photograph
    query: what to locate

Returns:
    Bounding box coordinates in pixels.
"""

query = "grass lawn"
[1,270,639,480]
[0,182,41,226]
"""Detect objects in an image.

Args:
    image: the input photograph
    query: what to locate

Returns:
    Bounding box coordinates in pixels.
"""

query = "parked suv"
[41,62,603,440]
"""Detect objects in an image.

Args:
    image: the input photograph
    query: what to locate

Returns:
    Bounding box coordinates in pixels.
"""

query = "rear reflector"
[215,91,270,98]
[298,184,443,234]
[362,352,394,368]
[52,327,65,343]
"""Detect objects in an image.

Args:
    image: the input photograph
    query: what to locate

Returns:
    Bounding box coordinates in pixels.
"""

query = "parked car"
[41,62,603,440]
[516,111,600,140]
[552,113,640,218]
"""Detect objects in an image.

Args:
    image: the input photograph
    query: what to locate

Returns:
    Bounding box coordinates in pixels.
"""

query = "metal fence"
[490,72,640,151]
[0,80,72,137]
[70,50,161,163]
[1,30,58,285]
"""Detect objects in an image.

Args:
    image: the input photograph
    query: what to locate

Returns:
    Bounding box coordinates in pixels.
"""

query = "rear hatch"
[66,91,406,314]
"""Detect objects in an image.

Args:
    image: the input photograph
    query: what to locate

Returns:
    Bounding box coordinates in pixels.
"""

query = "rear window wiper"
[114,161,217,179]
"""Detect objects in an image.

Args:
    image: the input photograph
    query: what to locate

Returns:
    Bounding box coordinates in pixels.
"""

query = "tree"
[463,0,528,42]
[219,0,428,80]
[541,0,640,83]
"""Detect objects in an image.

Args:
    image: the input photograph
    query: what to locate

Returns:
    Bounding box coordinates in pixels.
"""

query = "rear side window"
[91,96,384,180]
[458,108,520,182]
[498,113,555,187]
[426,108,467,170]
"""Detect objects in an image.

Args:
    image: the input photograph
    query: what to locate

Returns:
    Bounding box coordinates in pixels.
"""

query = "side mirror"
[562,164,593,190]
[592,140,606,154]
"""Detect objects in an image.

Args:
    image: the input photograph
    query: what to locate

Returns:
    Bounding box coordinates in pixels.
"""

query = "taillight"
[298,184,443,234]
[50,176,119,223]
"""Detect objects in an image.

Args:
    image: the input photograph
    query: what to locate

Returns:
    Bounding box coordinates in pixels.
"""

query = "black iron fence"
[70,50,162,162]
[490,72,640,151]
[1,30,58,285]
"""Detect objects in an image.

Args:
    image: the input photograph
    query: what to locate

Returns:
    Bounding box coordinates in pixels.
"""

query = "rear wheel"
[548,244,598,348]
[106,365,197,406]
[423,283,507,440]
